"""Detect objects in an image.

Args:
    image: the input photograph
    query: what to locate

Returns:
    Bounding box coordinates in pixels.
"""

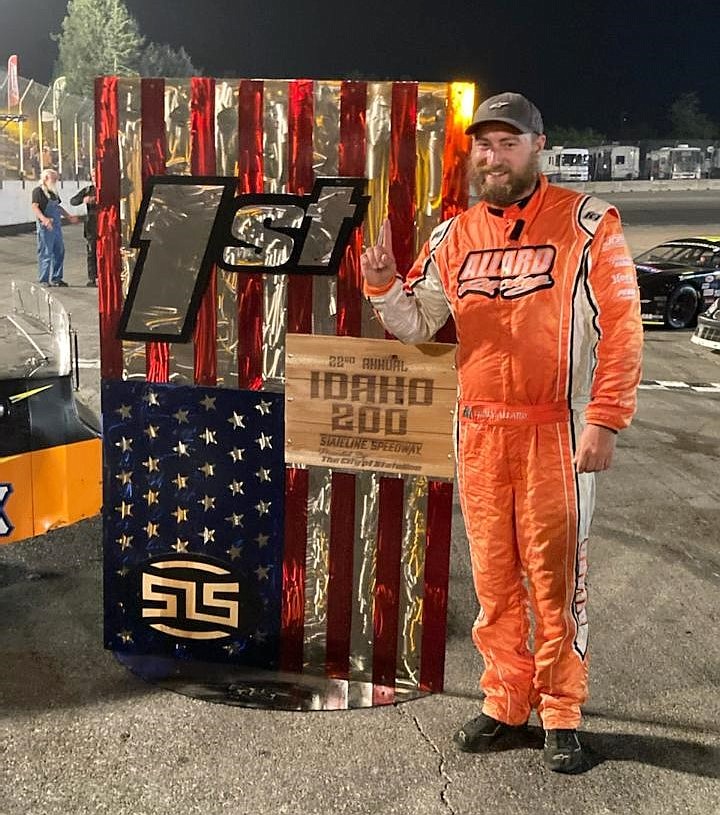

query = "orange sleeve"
[584,211,643,431]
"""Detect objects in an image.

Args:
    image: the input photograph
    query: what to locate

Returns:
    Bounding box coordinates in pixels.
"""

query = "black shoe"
[86,280,97,287]
[543,729,585,774]
[50,280,69,287]
[453,713,527,753]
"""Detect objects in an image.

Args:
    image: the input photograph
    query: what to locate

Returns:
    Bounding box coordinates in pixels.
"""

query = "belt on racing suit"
[460,400,570,426]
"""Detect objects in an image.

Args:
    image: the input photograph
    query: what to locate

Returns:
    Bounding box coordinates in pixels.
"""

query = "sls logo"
[119,176,369,343]
[457,245,556,300]
[0,483,13,537]
[141,557,241,640]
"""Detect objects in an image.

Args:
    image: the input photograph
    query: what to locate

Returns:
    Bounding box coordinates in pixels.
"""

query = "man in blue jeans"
[31,168,79,287]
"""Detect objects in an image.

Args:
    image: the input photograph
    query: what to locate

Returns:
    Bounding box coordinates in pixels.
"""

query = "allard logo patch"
[457,245,556,299]
[141,556,240,640]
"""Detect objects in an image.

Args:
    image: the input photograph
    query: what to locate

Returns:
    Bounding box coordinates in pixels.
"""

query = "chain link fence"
[0,70,94,184]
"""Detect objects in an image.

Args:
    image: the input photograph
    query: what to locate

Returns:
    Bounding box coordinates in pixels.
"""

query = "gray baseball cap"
[465,92,544,136]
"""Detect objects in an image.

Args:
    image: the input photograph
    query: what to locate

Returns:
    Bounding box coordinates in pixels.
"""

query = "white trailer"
[590,145,640,180]
[539,147,562,182]
[647,145,703,180]
[558,147,589,182]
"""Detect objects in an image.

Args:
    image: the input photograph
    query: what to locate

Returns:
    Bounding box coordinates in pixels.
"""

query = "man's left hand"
[574,424,617,473]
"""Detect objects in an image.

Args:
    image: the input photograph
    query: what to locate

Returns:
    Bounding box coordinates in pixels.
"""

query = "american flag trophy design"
[98,76,476,709]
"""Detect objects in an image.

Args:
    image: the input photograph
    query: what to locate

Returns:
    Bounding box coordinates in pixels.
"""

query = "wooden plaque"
[285,335,457,479]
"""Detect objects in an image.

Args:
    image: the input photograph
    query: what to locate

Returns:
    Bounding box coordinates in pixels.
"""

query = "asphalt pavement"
[1,191,719,815]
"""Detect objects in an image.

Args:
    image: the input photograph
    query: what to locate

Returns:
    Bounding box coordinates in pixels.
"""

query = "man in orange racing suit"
[361,93,643,774]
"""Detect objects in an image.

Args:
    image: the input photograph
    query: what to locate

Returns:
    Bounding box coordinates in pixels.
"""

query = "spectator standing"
[31,168,79,287]
[70,168,97,287]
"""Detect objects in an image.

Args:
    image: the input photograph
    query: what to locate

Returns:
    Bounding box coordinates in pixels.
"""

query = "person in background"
[70,168,97,287]
[31,168,79,287]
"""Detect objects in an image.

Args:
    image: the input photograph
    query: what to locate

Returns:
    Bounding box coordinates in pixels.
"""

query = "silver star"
[116,565,130,577]
[228,479,244,496]
[254,564,270,581]
[227,544,243,560]
[255,533,269,548]
[115,501,133,519]
[199,428,217,445]
[198,462,215,478]
[115,436,133,452]
[199,394,217,411]
[145,521,160,539]
[255,399,272,416]
[116,533,133,550]
[173,440,191,457]
[171,506,189,523]
[256,432,272,450]
[116,470,133,485]
[172,538,189,553]
[143,489,160,506]
[199,527,215,545]
[115,404,132,419]
[225,512,244,528]
[255,500,271,517]
[199,495,216,511]
[117,630,134,644]
[143,391,160,406]
[173,473,189,490]
[227,412,246,429]
[144,424,160,440]
[173,408,190,424]
[228,447,245,463]
[142,456,160,473]
[223,642,241,656]
[255,467,271,482]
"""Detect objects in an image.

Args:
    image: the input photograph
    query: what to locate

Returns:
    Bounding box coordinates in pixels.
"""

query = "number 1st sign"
[285,335,457,479]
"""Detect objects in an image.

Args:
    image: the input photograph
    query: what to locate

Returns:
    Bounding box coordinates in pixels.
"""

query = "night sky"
[1,0,718,135]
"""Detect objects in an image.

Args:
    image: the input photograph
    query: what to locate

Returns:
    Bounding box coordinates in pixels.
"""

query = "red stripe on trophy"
[190,77,217,386]
[325,472,356,679]
[436,83,472,344]
[286,79,314,335]
[141,78,170,383]
[281,466,309,673]
[337,81,367,338]
[236,79,264,390]
[372,476,405,704]
[95,76,123,380]
[388,83,418,280]
[419,479,454,692]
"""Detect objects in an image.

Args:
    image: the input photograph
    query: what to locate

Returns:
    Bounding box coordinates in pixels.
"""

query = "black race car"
[635,236,720,329]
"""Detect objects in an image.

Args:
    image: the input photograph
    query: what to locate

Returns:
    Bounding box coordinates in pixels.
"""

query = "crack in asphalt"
[397,706,457,815]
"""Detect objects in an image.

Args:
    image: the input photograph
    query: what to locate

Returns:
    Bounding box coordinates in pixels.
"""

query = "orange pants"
[457,402,595,730]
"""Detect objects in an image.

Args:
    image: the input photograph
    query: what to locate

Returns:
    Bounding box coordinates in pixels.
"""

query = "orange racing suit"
[364,174,643,729]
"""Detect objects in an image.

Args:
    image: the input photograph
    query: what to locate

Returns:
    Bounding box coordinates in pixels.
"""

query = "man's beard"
[469,153,539,207]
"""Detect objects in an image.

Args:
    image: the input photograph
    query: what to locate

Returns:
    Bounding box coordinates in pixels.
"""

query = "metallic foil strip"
[415,83,448,255]
[163,79,195,385]
[117,77,145,381]
[261,80,289,389]
[302,466,332,670]
[312,81,341,337]
[364,82,392,247]
[215,80,239,177]
[362,82,393,339]
[215,80,241,389]
[347,470,379,682]
[396,476,429,687]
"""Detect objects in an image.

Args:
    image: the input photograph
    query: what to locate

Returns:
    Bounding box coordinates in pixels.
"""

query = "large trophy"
[98,76,475,709]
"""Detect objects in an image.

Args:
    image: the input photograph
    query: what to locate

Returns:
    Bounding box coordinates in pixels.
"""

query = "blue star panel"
[102,380,284,668]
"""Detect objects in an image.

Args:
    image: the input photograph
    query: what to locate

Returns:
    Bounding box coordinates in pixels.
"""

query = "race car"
[691,297,720,351]
[635,236,720,329]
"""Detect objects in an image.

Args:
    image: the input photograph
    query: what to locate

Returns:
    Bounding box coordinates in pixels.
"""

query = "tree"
[138,42,199,78]
[545,126,607,148]
[55,0,144,96]
[669,92,718,139]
